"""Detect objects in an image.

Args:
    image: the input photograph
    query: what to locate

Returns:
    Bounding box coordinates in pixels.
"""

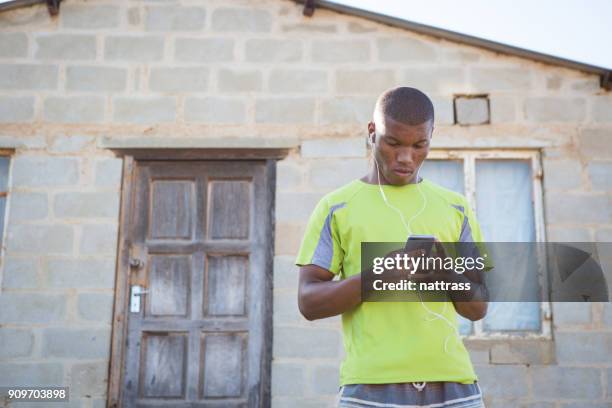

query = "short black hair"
[374,87,434,126]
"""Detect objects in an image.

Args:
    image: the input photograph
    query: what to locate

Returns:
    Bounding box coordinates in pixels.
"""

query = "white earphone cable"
[370,137,460,354]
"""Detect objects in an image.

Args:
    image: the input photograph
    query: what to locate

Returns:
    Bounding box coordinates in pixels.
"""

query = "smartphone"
[404,234,436,257]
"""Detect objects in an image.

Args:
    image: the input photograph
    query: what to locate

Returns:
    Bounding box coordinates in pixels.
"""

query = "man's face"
[369,116,433,185]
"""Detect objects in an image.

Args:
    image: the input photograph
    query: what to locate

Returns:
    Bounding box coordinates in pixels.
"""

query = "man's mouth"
[393,168,413,177]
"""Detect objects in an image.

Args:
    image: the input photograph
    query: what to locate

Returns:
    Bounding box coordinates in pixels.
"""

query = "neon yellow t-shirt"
[295,178,488,386]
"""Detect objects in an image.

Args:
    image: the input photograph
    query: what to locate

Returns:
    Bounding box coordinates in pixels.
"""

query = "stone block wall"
[0,1,610,407]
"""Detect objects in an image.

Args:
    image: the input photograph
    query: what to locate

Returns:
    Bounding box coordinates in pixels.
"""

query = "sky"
[330,0,612,69]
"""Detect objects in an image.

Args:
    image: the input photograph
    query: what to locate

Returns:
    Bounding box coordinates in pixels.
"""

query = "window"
[421,150,550,337]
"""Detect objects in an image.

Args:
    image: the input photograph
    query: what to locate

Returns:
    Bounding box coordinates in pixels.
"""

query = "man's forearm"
[444,271,488,320]
[298,274,362,320]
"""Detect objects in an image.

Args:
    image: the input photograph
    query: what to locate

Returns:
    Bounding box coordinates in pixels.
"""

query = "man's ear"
[367,121,376,144]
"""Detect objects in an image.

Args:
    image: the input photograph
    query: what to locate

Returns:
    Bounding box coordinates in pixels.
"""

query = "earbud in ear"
[369,133,375,146]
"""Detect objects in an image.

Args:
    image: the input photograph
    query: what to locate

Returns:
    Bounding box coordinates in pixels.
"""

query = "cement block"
[50,134,94,154]
[273,327,341,358]
[603,302,612,328]
[312,40,369,62]
[578,128,612,159]
[311,364,340,395]
[335,69,396,95]
[308,158,368,189]
[246,39,302,62]
[43,96,105,123]
[531,366,602,399]
[273,290,302,325]
[95,158,123,187]
[77,293,114,323]
[149,67,209,92]
[402,67,464,91]
[0,64,58,90]
[1,257,39,289]
[455,96,489,125]
[319,97,373,125]
[12,156,79,188]
[347,21,378,33]
[588,161,612,191]
[273,255,299,290]
[127,7,140,26]
[546,227,591,242]
[145,6,206,31]
[68,362,108,398]
[9,192,48,221]
[255,98,315,124]
[489,340,554,365]
[489,96,516,123]
[66,66,127,92]
[281,23,337,33]
[275,223,306,256]
[0,293,66,323]
[218,69,262,93]
[47,259,115,289]
[470,68,531,91]
[0,96,34,122]
[7,225,73,254]
[105,36,164,62]
[0,328,34,358]
[555,332,612,364]
[592,96,612,123]
[542,158,582,190]
[596,228,612,242]
[113,97,176,124]
[42,328,111,359]
[525,97,586,123]
[377,37,436,62]
[54,192,120,218]
[276,192,322,222]
[271,362,305,397]
[301,138,365,158]
[269,69,327,93]
[276,160,303,190]
[184,97,246,124]
[175,38,234,62]
[79,223,118,255]
[35,34,96,60]
[61,4,120,29]
[0,363,63,386]
[211,8,272,32]
[0,32,27,57]
[473,365,528,398]
[431,95,455,125]
[545,193,610,223]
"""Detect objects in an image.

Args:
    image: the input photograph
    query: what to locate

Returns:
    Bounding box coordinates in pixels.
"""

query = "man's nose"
[396,147,414,165]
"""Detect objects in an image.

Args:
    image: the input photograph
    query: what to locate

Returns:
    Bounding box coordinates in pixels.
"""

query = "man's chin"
[388,172,417,185]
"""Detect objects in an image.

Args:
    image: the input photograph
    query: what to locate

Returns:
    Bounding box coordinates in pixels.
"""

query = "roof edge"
[296,0,611,89]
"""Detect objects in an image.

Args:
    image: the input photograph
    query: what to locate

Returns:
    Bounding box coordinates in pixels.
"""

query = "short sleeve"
[459,198,494,272]
[294,197,345,275]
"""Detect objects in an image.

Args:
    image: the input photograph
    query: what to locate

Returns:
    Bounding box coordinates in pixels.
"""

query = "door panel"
[120,160,272,408]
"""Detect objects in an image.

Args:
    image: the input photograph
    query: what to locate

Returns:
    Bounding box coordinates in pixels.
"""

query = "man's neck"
[361,171,422,186]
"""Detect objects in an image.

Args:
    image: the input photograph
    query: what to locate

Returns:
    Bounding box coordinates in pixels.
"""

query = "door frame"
[107,150,285,408]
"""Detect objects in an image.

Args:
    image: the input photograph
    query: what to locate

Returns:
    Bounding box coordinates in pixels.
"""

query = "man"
[295,87,490,407]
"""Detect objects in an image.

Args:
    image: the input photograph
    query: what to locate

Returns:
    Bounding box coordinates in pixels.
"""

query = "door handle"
[130,285,150,313]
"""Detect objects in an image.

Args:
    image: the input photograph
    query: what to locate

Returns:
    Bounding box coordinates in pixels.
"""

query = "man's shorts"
[335,381,485,408]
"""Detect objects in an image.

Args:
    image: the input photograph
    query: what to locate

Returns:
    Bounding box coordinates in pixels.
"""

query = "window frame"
[0,149,12,250]
[427,148,552,339]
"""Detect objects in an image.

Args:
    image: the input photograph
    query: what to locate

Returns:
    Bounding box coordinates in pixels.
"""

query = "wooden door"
[119,160,273,407]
